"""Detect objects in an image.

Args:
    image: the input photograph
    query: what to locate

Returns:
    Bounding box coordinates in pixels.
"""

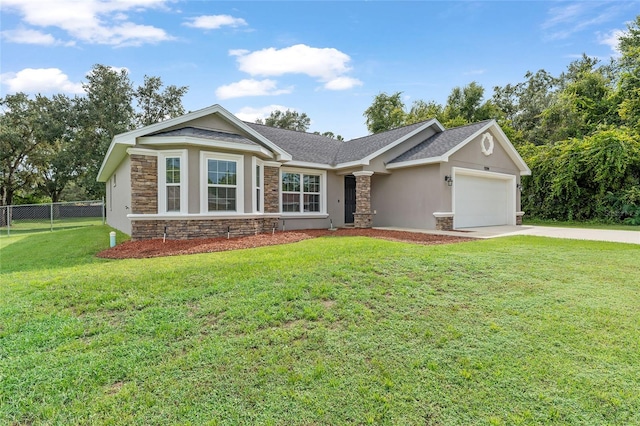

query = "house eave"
[385,157,445,170]
[138,136,274,158]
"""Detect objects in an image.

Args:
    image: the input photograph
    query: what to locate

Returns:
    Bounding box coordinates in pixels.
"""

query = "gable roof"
[97,104,292,182]
[387,119,531,175]
[389,120,491,163]
[150,127,259,146]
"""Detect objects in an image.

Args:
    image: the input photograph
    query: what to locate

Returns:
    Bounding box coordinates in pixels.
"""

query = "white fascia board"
[283,160,334,170]
[490,123,532,176]
[334,159,369,170]
[138,136,273,158]
[358,119,442,165]
[213,107,293,161]
[97,143,132,182]
[439,121,495,162]
[98,104,291,182]
[385,156,445,170]
[440,120,531,175]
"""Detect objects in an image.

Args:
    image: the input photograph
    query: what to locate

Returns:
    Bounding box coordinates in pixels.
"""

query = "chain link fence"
[0,200,105,236]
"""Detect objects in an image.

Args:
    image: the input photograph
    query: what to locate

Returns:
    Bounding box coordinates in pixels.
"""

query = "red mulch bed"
[97,228,474,259]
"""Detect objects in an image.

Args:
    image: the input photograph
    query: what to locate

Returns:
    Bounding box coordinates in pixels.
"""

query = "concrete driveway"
[458,225,640,245]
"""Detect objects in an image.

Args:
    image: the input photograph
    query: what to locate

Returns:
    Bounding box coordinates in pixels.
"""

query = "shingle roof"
[335,121,431,164]
[388,120,492,164]
[244,122,343,164]
[151,127,258,146]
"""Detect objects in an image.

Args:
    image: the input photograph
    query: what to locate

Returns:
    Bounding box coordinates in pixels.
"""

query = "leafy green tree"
[405,100,444,124]
[363,92,407,133]
[493,70,559,145]
[256,110,311,132]
[29,94,83,202]
[616,16,640,129]
[135,75,188,127]
[522,127,640,222]
[0,93,40,206]
[76,65,135,198]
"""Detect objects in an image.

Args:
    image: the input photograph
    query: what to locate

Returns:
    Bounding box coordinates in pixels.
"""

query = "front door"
[344,175,356,223]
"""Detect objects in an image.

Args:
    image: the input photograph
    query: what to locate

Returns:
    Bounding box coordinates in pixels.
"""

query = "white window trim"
[158,150,188,215]
[252,157,264,214]
[200,152,244,214]
[280,167,327,214]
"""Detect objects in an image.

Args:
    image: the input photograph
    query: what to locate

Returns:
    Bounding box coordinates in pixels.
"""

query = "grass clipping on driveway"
[1,226,639,425]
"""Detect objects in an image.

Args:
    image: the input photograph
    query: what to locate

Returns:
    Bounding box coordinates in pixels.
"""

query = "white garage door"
[454,173,513,228]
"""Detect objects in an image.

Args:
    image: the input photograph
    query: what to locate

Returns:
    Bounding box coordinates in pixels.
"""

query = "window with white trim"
[200,152,244,213]
[253,158,264,213]
[281,170,323,213]
[158,150,187,214]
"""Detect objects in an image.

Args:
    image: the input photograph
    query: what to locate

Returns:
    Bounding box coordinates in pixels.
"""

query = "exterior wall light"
[516,183,523,191]
[444,175,453,186]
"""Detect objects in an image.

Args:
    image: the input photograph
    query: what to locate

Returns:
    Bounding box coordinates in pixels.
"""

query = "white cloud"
[232,44,352,81]
[542,2,628,41]
[234,105,293,122]
[597,28,625,56]
[184,15,247,30]
[215,79,292,100]
[1,28,57,45]
[1,0,173,47]
[0,68,84,94]
[324,76,363,90]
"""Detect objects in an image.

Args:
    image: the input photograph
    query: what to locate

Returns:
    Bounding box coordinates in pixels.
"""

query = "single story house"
[98,104,531,240]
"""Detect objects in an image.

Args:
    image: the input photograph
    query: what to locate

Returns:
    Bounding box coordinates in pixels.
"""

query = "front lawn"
[1,227,638,424]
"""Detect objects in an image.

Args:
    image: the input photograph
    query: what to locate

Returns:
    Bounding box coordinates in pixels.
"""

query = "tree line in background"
[1,16,638,224]
[0,65,188,206]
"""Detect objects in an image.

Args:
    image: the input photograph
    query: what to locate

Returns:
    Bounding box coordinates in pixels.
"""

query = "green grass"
[523,218,640,231]
[1,227,639,425]
[0,217,104,236]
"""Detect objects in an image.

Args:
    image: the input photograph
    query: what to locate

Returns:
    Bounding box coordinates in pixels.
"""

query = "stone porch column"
[130,154,158,214]
[353,171,374,228]
[263,162,282,214]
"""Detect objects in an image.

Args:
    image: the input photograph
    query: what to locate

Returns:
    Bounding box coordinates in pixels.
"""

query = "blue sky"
[0,1,637,139]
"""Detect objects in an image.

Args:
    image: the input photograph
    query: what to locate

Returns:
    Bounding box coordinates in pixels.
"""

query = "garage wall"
[444,128,522,211]
[371,164,442,229]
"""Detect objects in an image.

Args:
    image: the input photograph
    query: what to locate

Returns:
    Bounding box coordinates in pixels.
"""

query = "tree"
[76,65,135,198]
[29,94,83,202]
[256,110,310,132]
[493,70,559,145]
[363,92,407,133]
[135,75,188,127]
[405,100,444,124]
[616,16,640,129]
[0,93,40,206]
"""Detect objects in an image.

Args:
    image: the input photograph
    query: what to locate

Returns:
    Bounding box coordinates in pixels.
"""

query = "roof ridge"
[444,119,493,131]
[244,121,341,140]
[345,119,435,143]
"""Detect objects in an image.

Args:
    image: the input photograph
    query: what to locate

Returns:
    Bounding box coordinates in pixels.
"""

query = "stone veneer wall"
[435,216,454,231]
[130,154,157,214]
[264,166,280,214]
[516,214,523,226]
[131,217,280,241]
[354,173,373,228]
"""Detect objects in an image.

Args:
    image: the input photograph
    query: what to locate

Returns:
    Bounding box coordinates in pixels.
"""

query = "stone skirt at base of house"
[131,217,281,241]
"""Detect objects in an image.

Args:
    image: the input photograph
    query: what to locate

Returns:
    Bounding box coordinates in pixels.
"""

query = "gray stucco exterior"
[98,104,530,239]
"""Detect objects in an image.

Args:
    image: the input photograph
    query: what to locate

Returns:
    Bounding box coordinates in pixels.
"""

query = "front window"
[206,159,237,212]
[165,157,181,212]
[200,152,244,214]
[158,150,187,214]
[281,171,322,213]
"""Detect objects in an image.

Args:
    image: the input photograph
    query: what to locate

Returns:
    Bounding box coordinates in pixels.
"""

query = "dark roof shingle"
[389,120,492,164]
[152,127,258,146]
